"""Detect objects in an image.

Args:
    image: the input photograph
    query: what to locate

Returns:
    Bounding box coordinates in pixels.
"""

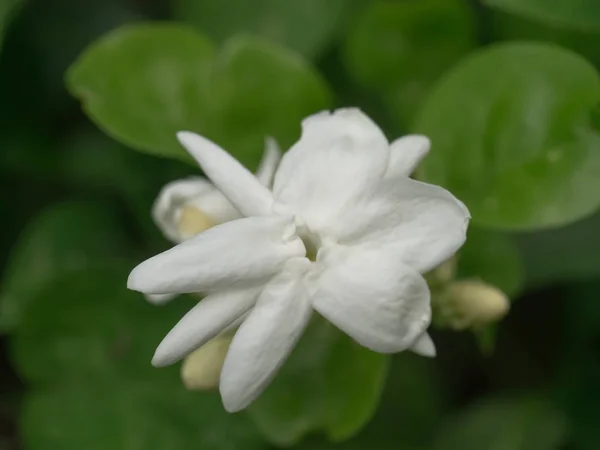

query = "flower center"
[297,226,321,262]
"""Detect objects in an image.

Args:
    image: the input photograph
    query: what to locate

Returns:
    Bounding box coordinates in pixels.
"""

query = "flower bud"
[180,334,232,390]
[435,280,510,330]
[177,205,215,240]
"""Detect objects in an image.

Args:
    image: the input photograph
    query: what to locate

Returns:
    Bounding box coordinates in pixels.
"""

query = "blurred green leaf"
[175,0,353,58]
[431,396,568,450]
[0,200,130,331]
[67,24,331,169]
[14,267,267,450]
[0,0,23,50]
[415,43,600,230]
[517,210,600,288]
[492,11,600,67]
[343,0,476,125]
[485,0,600,33]
[22,382,263,450]
[458,227,523,297]
[248,318,389,446]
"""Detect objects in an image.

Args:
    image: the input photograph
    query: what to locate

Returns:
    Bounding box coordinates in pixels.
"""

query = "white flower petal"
[152,287,260,367]
[272,108,389,232]
[386,135,430,178]
[152,177,240,243]
[333,176,470,273]
[127,215,305,294]
[145,293,177,305]
[255,137,281,188]
[409,332,436,357]
[312,246,431,353]
[220,258,312,412]
[177,132,275,217]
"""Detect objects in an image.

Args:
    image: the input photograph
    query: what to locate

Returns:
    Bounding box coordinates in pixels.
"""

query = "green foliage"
[249,317,388,445]
[67,23,332,169]
[174,0,355,58]
[0,200,130,331]
[458,227,523,297]
[13,267,267,450]
[432,396,568,450]
[0,0,23,50]
[343,0,476,125]
[3,2,600,450]
[485,0,600,33]
[415,43,600,230]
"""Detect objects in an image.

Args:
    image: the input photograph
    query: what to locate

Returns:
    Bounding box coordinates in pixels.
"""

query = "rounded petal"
[127,215,305,295]
[220,258,312,412]
[272,108,390,233]
[177,132,275,217]
[409,332,436,357]
[386,135,430,178]
[152,287,260,367]
[152,177,240,243]
[312,246,431,353]
[255,137,282,188]
[333,176,470,273]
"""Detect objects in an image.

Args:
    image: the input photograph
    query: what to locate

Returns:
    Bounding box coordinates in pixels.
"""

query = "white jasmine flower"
[145,138,281,305]
[128,108,470,412]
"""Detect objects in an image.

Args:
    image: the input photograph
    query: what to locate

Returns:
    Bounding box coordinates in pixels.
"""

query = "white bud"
[436,280,510,330]
[180,334,232,391]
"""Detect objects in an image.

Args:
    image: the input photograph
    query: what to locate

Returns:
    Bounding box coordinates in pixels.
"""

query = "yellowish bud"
[177,205,215,239]
[180,334,232,391]
[435,279,510,330]
[432,257,457,284]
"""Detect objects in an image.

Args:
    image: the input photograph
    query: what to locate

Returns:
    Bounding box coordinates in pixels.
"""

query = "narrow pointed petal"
[152,177,240,243]
[272,108,390,232]
[333,176,470,273]
[152,287,260,367]
[386,135,430,178]
[255,137,282,187]
[220,258,312,412]
[312,246,431,353]
[145,293,177,305]
[128,216,305,294]
[177,132,275,217]
[409,333,436,357]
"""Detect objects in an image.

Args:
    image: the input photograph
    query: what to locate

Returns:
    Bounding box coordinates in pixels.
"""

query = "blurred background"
[1,0,599,449]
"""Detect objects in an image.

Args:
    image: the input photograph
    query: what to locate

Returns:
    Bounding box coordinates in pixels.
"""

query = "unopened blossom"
[435,279,510,330]
[128,108,470,412]
[181,333,233,390]
[145,138,281,305]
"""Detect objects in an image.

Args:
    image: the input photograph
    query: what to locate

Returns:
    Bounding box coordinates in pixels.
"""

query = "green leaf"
[22,382,263,450]
[67,24,331,169]
[175,0,354,58]
[492,11,600,67]
[205,36,332,169]
[0,200,130,331]
[0,0,24,51]
[343,0,476,125]
[11,266,188,383]
[516,209,600,289]
[415,43,600,230]
[431,396,568,450]
[13,267,267,450]
[67,23,215,165]
[248,318,389,446]
[485,0,600,33]
[457,227,524,297]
